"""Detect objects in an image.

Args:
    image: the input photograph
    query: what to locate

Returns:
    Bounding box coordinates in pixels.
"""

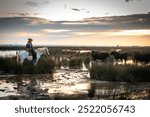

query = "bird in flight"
[64,4,90,13]
[125,0,133,2]
[71,8,81,12]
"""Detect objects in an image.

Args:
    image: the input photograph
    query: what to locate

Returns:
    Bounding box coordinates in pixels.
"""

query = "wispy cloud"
[26,0,50,7]
[26,1,38,7]
[73,32,96,36]
[82,13,150,24]
[0,32,46,38]
[61,22,89,25]
[125,0,133,2]
[23,17,52,25]
[59,13,150,31]
[110,29,150,36]
[125,0,141,2]
[42,29,71,33]
[14,32,46,37]
[8,12,30,17]
[69,29,150,38]
[8,12,40,17]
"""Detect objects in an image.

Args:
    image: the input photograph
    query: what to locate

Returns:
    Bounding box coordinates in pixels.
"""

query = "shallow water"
[0,69,150,100]
[0,50,17,57]
[62,49,91,53]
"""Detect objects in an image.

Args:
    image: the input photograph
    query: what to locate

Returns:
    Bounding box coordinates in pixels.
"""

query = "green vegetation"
[69,58,82,69]
[90,63,150,82]
[0,56,55,74]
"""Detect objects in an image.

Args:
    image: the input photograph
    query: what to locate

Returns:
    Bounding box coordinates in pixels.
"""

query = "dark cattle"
[111,51,128,63]
[134,54,150,65]
[91,51,109,62]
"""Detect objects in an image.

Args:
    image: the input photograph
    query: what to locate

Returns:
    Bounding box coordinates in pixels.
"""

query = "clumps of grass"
[90,63,150,82]
[124,65,150,82]
[69,58,82,69]
[0,56,55,74]
[0,57,18,74]
[36,57,55,74]
[83,57,91,69]
[88,83,96,98]
[90,63,119,81]
[59,59,69,68]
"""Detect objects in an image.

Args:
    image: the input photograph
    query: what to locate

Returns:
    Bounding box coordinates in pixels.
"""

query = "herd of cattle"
[91,51,150,65]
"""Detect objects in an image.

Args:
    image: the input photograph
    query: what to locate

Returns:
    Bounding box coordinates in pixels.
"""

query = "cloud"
[0,13,149,40]
[73,32,96,36]
[42,29,71,33]
[26,0,50,7]
[0,13,149,46]
[70,29,150,37]
[82,13,150,24]
[61,22,90,25]
[14,32,45,37]
[8,13,30,17]
[125,0,141,2]
[23,17,53,25]
[26,1,38,7]
[8,12,41,17]
[69,13,150,30]
[0,32,46,38]
[125,0,133,2]
[110,29,150,36]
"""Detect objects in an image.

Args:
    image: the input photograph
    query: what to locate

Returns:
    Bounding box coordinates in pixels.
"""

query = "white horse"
[16,47,50,65]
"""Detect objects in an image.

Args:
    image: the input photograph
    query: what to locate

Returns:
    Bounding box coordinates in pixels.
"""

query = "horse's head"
[45,48,50,56]
[37,47,50,56]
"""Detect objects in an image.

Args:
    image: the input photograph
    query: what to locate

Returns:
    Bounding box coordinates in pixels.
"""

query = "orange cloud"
[42,29,71,33]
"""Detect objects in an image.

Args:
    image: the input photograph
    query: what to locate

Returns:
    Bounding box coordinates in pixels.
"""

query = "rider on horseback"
[26,38,36,61]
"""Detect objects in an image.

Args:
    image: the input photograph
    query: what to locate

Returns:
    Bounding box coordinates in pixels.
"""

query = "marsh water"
[0,50,150,99]
[0,50,17,57]
[0,68,150,100]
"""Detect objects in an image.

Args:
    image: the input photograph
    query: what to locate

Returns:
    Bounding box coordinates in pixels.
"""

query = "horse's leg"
[20,55,26,64]
[33,59,38,66]
[20,59,24,64]
[16,53,23,64]
[16,52,19,63]
[34,54,40,65]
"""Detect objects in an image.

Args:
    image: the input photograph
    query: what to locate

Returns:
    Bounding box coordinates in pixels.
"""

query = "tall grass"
[83,57,91,69]
[0,56,55,74]
[90,63,150,82]
[69,58,82,69]
[59,59,69,68]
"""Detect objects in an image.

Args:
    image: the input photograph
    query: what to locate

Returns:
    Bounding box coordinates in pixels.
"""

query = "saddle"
[26,50,32,56]
[26,50,37,60]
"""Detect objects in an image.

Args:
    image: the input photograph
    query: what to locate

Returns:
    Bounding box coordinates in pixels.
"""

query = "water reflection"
[43,70,90,95]
[0,69,150,99]
[0,50,17,57]
[0,70,91,99]
[0,80,18,97]
[62,49,91,53]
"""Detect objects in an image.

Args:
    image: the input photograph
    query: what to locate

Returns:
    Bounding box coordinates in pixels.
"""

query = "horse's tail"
[16,51,19,64]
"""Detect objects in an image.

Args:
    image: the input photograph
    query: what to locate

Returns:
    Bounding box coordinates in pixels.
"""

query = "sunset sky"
[0,0,150,46]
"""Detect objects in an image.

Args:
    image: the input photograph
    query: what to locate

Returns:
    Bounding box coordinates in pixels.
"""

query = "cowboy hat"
[28,38,33,41]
